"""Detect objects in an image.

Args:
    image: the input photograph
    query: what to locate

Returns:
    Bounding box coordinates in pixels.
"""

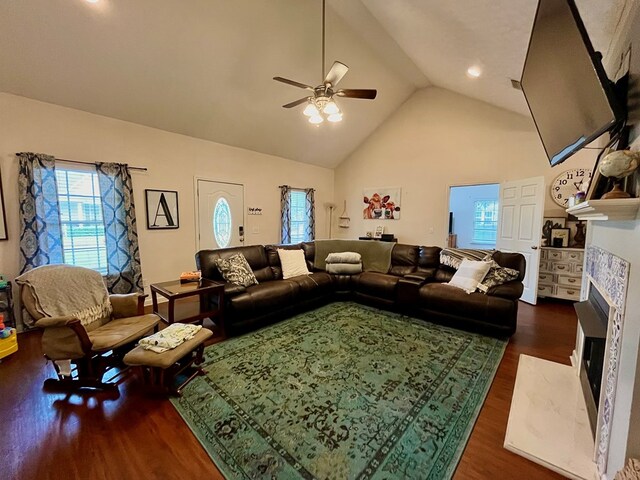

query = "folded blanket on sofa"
[326,263,363,275]
[325,252,362,264]
[314,240,394,273]
[138,323,202,353]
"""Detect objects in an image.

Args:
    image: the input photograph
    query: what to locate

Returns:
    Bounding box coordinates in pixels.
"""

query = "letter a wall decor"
[145,189,179,229]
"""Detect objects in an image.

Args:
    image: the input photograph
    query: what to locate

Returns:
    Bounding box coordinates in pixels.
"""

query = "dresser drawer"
[547,250,563,261]
[564,251,584,262]
[538,272,555,284]
[539,260,552,272]
[537,284,555,297]
[557,286,581,300]
[540,249,548,260]
[551,262,571,273]
[557,274,581,288]
[574,263,584,274]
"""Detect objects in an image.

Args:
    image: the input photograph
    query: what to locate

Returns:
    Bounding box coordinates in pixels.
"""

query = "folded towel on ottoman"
[139,323,202,353]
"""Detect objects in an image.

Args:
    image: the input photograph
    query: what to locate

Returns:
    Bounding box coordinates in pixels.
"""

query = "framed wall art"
[363,187,401,220]
[551,227,570,248]
[145,189,179,229]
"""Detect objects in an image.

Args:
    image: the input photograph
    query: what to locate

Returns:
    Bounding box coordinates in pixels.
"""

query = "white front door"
[496,176,545,305]
[197,180,244,250]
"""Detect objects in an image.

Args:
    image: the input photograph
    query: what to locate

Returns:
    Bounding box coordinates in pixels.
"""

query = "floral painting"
[362,187,401,220]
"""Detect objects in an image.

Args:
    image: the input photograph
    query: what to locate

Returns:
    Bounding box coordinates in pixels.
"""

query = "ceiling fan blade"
[335,89,377,99]
[324,61,349,87]
[273,77,314,91]
[282,97,311,108]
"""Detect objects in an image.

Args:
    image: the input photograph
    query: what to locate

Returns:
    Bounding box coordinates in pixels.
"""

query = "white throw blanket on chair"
[16,264,112,327]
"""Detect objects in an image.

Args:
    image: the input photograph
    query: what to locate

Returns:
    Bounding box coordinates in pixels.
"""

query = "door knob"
[531,246,538,250]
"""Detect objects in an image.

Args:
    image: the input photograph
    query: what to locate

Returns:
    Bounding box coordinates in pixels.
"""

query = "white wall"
[449,183,499,249]
[0,93,334,302]
[334,87,595,245]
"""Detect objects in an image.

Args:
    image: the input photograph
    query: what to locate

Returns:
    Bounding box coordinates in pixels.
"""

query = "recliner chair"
[17,265,160,391]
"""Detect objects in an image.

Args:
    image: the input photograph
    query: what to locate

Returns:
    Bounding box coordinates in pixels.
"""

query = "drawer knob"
[568,278,576,283]
[557,266,566,270]
[567,290,575,295]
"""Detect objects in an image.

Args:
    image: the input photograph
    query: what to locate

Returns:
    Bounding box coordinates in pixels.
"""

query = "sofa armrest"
[487,281,524,299]
[34,316,80,328]
[110,293,146,318]
[224,283,247,297]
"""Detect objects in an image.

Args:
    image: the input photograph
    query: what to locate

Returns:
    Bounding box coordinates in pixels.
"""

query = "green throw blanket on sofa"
[314,239,394,273]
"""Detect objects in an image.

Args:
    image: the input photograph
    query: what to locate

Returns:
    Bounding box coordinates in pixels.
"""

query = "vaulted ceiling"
[0,0,626,168]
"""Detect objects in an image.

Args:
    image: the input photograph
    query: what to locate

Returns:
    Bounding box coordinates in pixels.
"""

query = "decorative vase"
[573,221,586,248]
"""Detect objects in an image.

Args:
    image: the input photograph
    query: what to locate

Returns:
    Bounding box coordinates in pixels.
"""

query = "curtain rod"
[16,153,148,172]
[278,185,315,192]
[56,157,148,172]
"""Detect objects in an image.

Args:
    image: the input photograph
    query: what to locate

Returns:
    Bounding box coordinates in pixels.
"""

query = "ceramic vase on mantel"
[573,221,586,248]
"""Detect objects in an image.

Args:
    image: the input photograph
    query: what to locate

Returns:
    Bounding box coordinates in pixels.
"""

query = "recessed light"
[466,66,482,78]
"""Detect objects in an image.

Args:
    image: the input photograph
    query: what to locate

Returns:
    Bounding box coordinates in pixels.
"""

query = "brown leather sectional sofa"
[196,242,526,338]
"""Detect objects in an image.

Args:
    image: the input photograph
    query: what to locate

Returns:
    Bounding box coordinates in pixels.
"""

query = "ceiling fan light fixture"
[303,102,319,117]
[309,114,324,124]
[327,113,343,123]
[323,100,339,115]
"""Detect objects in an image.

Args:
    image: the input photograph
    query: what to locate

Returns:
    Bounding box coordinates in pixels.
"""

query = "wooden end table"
[150,279,225,337]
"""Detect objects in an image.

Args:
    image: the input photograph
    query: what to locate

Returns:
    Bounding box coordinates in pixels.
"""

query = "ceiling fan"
[273,0,377,124]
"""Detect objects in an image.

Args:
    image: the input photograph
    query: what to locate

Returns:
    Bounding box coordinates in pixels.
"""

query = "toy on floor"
[0,313,18,359]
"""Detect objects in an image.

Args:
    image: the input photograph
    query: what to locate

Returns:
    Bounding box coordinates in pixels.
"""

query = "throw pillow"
[326,263,363,275]
[325,252,362,265]
[214,253,258,287]
[277,248,311,279]
[448,259,492,294]
[440,248,495,270]
[481,262,520,289]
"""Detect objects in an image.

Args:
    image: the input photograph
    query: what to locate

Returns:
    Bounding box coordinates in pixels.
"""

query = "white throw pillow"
[448,259,492,294]
[277,248,311,279]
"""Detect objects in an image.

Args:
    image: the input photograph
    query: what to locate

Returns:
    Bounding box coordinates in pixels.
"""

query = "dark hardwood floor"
[0,300,576,480]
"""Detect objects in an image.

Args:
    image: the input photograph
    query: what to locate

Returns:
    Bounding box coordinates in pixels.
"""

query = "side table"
[150,279,225,337]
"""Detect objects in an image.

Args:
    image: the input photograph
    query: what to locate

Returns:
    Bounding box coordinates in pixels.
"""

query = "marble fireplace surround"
[504,245,630,479]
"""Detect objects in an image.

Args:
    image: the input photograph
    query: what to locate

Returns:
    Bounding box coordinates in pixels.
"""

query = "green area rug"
[171,302,506,479]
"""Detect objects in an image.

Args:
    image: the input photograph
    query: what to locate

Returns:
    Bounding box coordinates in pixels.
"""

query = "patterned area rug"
[171,302,506,479]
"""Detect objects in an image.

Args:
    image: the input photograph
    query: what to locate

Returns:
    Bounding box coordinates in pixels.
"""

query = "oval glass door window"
[213,197,232,248]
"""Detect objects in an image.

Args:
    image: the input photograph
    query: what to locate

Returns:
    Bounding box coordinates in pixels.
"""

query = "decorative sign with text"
[145,189,179,229]
[248,207,263,216]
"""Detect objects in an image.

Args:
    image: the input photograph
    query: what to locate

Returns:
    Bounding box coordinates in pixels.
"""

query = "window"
[473,200,499,244]
[55,167,108,274]
[213,197,232,248]
[289,190,310,244]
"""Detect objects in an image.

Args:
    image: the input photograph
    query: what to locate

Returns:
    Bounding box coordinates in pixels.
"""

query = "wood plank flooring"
[0,299,576,480]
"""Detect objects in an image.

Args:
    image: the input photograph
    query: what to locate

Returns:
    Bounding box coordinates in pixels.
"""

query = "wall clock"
[551,168,592,207]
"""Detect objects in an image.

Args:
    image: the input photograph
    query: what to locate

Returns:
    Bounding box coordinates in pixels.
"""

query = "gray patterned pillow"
[214,253,258,287]
[481,260,520,289]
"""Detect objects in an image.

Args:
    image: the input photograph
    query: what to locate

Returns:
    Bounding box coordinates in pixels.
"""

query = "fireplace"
[574,285,608,435]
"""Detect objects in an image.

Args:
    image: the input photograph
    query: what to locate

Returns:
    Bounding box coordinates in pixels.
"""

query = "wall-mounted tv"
[521,0,625,167]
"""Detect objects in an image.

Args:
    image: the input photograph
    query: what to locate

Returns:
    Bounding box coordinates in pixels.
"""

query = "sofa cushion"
[417,246,442,274]
[88,314,160,351]
[418,283,514,323]
[285,272,333,299]
[229,280,301,317]
[389,244,419,276]
[214,253,259,287]
[353,272,399,300]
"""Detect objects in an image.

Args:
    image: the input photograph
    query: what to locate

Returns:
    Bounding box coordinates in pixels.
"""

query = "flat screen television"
[521,0,625,167]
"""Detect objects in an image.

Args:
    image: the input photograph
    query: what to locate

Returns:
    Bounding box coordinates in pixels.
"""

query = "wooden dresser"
[538,247,584,301]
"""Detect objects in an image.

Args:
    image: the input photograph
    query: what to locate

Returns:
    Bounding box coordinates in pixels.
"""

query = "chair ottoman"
[123,328,213,395]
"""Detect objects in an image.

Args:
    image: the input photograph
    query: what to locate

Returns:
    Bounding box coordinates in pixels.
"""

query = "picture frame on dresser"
[551,227,570,248]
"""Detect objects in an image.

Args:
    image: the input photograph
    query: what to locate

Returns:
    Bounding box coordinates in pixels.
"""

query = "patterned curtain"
[280,185,292,244]
[18,153,64,273]
[304,188,315,241]
[96,163,143,293]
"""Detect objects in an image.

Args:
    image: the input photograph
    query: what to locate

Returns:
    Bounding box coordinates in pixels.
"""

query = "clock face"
[551,168,592,207]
